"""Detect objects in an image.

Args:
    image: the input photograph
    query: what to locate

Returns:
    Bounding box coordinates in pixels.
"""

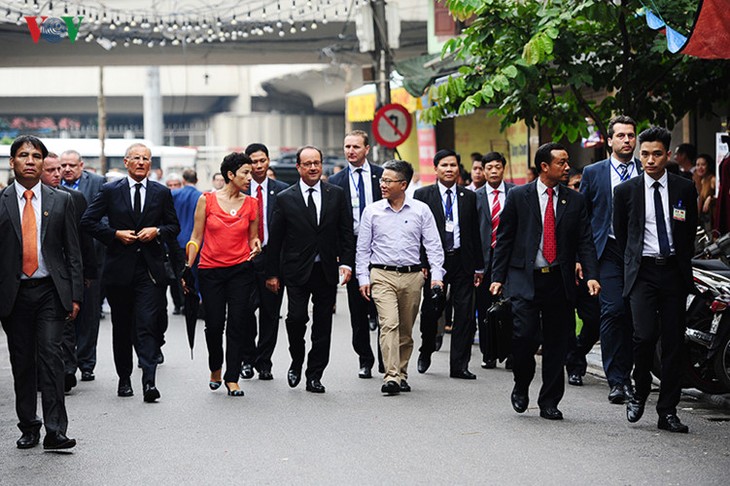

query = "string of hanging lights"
[1,0,366,49]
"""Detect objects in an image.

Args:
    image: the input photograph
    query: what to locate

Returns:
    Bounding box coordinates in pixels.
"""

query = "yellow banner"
[346,87,418,122]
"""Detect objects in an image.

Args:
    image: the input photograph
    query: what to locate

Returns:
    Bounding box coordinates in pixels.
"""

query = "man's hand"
[586,279,601,296]
[431,280,444,289]
[359,284,371,301]
[474,273,483,287]
[266,277,280,294]
[575,262,583,285]
[339,267,352,286]
[67,301,81,321]
[115,230,138,245]
[421,268,429,280]
[136,227,159,243]
[490,282,503,296]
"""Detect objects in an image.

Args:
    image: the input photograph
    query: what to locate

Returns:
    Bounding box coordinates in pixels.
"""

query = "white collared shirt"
[535,179,560,268]
[127,176,148,211]
[487,181,506,216]
[608,157,639,238]
[642,171,674,256]
[299,179,322,223]
[348,162,375,236]
[14,180,49,279]
[251,177,269,246]
[437,181,461,249]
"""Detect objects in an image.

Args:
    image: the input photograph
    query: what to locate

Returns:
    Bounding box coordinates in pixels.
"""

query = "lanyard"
[611,161,634,181]
[442,189,454,220]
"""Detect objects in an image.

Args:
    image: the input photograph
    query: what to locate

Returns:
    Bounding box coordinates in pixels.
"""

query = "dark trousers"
[199,262,256,383]
[598,238,634,386]
[346,270,378,369]
[477,254,495,360]
[242,251,284,374]
[1,279,68,436]
[565,279,601,376]
[61,316,77,375]
[106,258,165,386]
[629,259,686,416]
[285,263,337,381]
[511,269,572,409]
[420,251,476,371]
[75,277,102,372]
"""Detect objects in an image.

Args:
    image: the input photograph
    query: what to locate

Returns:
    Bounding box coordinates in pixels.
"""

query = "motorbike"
[653,232,730,394]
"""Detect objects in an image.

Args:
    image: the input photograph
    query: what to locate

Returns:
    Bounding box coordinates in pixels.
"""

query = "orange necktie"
[22,190,38,277]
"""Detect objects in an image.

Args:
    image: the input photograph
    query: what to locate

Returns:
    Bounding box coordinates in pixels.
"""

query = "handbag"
[486,298,513,362]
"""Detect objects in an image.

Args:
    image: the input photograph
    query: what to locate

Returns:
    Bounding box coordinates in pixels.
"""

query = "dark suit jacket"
[580,158,642,259]
[328,163,384,207]
[266,182,354,287]
[57,185,98,280]
[0,184,84,317]
[613,172,698,296]
[81,178,180,287]
[475,182,515,270]
[414,183,484,274]
[75,170,105,204]
[491,181,598,303]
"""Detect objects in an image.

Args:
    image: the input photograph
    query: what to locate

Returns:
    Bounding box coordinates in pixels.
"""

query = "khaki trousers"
[370,268,424,383]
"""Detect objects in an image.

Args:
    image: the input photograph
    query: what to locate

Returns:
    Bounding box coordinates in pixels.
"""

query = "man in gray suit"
[0,135,83,450]
[61,149,105,382]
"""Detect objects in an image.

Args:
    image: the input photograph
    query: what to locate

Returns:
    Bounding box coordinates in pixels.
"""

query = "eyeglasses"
[380,178,405,184]
[127,156,151,162]
[299,161,322,168]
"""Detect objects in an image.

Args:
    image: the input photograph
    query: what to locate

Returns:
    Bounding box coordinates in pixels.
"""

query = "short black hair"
[470,152,482,161]
[433,149,460,167]
[182,168,198,184]
[245,143,269,158]
[534,142,567,170]
[382,159,414,185]
[10,135,48,159]
[296,145,323,165]
[220,152,252,183]
[607,115,637,139]
[482,151,507,166]
[638,127,672,153]
[676,143,697,163]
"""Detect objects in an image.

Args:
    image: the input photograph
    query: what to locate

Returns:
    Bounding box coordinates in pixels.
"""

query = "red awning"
[680,0,730,59]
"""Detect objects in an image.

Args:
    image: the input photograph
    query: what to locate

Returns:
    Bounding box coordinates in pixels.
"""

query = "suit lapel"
[371,167,382,200]
[319,184,330,228]
[555,185,568,226]
[667,175,681,235]
[119,178,134,217]
[525,182,541,224]
[266,179,276,224]
[40,185,54,245]
[293,183,317,230]
[342,169,352,200]
[140,181,156,223]
[637,176,646,229]
[2,185,22,242]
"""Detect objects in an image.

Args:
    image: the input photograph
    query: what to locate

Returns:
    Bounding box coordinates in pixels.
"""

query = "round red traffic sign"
[372,103,413,149]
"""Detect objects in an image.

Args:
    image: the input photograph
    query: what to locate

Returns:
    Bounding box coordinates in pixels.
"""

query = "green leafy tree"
[422,0,730,143]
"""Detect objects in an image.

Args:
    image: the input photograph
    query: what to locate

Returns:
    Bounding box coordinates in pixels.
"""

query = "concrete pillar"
[144,66,163,145]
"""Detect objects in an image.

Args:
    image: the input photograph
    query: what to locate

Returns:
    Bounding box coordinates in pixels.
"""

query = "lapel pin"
[270,190,274,195]
[561,200,566,204]
[44,211,49,216]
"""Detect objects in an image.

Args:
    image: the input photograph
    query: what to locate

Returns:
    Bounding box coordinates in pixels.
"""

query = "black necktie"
[307,187,317,225]
[445,188,454,251]
[356,168,366,216]
[133,183,142,218]
[652,181,670,256]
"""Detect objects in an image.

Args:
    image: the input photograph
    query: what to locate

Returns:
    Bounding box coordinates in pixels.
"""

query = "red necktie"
[490,190,500,248]
[22,190,38,277]
[256,185,265,244]
[543,187,557,264]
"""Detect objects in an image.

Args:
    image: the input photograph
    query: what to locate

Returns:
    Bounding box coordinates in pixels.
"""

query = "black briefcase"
[486,298,513,362]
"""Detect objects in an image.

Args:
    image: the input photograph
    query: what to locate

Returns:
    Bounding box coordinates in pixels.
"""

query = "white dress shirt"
[348,162,374,235]
[535,179,560,269]
[127,176,148,211]
[608,156,639,238]
[642,171,675,256]
[251,177,269,246]
[487,181,507,216]
[299,179,322,223]
[437,181,461,249]
[14,180,48,279]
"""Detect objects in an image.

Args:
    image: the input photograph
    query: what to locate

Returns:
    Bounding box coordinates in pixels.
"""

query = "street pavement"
[1,287,729,485]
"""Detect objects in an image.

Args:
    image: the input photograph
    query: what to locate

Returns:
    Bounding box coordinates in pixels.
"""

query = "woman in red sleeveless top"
[185,153,261,396]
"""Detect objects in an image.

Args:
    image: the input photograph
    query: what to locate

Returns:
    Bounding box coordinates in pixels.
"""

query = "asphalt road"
[1,287,729,485]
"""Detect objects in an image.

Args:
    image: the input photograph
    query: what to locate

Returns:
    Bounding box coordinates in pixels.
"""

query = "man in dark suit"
[328,130,383,378]
[580,115,641,404]
[81,143,180,403]
[491,143,600,420]
[265,145,355,394]
[241,143,289,381]
[415,149,484,378]
[614,127,697,433]
[41,152,97,394]
[1,135,83,450]
[60,149,106,383]
[475,151,515,369]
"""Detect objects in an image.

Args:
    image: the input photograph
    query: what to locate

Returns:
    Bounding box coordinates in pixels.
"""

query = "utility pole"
[98,66,107,175]
[371,0,393,162]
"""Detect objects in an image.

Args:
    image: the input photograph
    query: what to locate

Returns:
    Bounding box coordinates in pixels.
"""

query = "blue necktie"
[445,188,454,251]
[356,168,366,216]
[619,163,629,182]
[653,181,670,256]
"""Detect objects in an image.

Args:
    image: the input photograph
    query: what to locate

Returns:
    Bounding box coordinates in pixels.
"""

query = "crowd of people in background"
[2,117,728,450]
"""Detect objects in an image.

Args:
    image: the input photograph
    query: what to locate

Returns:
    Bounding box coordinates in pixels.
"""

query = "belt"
[370,264,421,273]
[642,255,677,266]
[19,277,53,288]
[445,248,461,257]
[534,265,560,274]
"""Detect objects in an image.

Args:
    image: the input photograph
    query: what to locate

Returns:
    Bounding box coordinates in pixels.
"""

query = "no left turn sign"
[372,103,413,149]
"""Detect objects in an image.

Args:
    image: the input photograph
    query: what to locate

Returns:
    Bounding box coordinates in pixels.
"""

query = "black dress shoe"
[434,334,443,351]
[240,363,254,380]
[368,317,378,331]
[381,381,400,395]
[481,359,496,369]
[358,367,372,379]
[43,433,76,450]
[16,431,40,449]
[172,306,182,315]
[417,353,431,374]
[511,388,529,413]
[305,379,326,393]
[64,373,77,393]
[539,407,564,420]
[568,374,583,386]
[608,384,626,404]
[143,384,160,403]
[399,380,411,392]
[156,351,164,365]
[504,356,513,370]
[378,363,385,374]
[287,369,301,388]
[80,371,95,382]
[117,377,133,397]
[626,397,646,423]
[258,370,273,381]
[658,413,689,433]
[450,369,477,380]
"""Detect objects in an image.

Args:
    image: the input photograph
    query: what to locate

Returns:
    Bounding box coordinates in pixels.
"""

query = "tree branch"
[570,84,608,143]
